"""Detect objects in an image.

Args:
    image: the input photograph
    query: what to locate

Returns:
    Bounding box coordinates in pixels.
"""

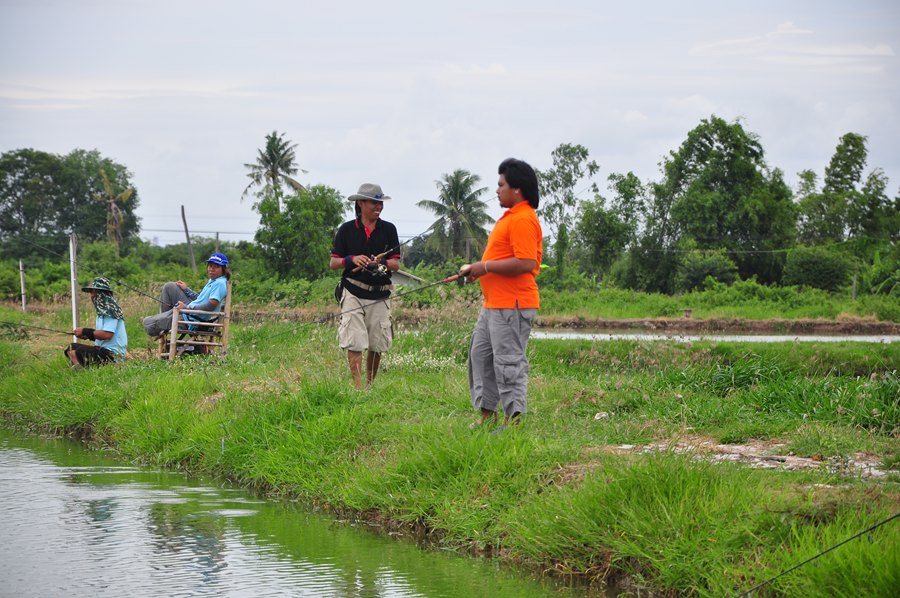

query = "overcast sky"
[1,0,897,247]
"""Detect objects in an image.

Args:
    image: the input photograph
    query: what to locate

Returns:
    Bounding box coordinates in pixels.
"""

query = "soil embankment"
[535,315,900,335]
[232,305,900,336]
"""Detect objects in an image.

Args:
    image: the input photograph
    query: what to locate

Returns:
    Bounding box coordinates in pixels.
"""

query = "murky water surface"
[0,428,597,597]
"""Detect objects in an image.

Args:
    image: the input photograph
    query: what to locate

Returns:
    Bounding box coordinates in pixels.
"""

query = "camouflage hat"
[81,277,113,293]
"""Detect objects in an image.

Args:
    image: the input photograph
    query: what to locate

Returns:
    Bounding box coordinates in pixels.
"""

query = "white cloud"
[769,21,813,36]
[691,20,894,69]
[623,110,649,124]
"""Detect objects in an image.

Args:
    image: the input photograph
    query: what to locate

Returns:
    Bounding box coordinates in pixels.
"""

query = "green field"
[0,300,898,597]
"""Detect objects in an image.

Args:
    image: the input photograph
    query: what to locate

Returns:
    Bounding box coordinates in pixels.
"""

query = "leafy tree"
[574,196,632,278]
[0,149,64,258]
[824,133,867,196]
[537,143,600,280]
[417,169,493,260]
[0,148,140,260]
[851,168,899,242]
[797,133,896,254]
[401,235,445,268]
[606,171,645,232]
[58,149,141,251]
[574,171,647,279]
[254,184,343,279]
[242,131,306,212]
[93,169,134,255]
[644,116,795,289]
[797,134,867,244]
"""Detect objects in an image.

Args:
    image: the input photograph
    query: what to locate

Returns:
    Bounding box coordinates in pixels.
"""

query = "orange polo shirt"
[479,201,543,309]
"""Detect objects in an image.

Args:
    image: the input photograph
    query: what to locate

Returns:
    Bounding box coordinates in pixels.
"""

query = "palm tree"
[417,169,494,260]
[242,131,306,212]
[93,169,134,255]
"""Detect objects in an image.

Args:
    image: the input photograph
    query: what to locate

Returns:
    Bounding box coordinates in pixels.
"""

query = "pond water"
[532,330,898,343]
[0,428,598,598]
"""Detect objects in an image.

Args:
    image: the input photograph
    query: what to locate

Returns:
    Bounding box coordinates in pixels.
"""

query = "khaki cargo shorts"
[338,288,393,353]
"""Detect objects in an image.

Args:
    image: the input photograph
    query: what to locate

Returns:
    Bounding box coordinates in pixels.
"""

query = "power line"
[141,228,255,235]
[17,236,169,307]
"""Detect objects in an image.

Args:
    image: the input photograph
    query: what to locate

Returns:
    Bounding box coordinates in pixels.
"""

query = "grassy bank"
[1,302,898,597]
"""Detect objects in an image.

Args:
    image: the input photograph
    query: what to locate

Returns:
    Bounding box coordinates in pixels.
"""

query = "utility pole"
[68,233,78,342]
[181,205,197,274]
[19,260,26,312]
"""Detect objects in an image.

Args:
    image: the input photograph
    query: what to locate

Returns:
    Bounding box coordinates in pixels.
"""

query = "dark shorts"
[65,343,115,366]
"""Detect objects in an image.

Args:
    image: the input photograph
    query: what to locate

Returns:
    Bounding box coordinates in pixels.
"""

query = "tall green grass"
[535,279,900,321]
[501,453,898,597]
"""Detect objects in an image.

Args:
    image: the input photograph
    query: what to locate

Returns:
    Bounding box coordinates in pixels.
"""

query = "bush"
[604,252,640,290]
[79,241,141,283]
[675,249,738,292]
[0,261,19,301]
[783,247,854,292]
[867,247,899,296]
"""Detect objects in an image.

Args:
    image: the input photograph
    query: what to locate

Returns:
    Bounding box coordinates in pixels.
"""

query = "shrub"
[783,246,854,292]
[675,249,738,292]
[0,261,19,301]
[867,248,899,296]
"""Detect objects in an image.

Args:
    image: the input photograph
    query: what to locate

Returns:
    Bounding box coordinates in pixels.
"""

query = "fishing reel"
[366,262,390,276]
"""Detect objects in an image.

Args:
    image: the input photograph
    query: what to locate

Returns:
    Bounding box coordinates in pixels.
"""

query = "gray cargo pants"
[468,306,536,417]
[142,282,191,336]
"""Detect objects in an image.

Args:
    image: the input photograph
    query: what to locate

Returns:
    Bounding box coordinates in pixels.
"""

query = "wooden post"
[69,233,79,343]
[215,232,220,253]
[168,305,181,360]
[19,260,26,312]
[181,205,197,274]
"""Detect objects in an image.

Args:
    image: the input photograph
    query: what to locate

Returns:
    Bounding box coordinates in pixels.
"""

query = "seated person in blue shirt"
[65,277,128,369]
[142,252,230,337]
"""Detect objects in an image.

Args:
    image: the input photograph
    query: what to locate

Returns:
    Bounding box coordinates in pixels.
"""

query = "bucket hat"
[81,277,113,293]
[348,183,391,202]
[207,252,229,267]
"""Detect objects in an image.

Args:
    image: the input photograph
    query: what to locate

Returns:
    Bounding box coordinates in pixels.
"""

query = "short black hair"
[498,158,539,209]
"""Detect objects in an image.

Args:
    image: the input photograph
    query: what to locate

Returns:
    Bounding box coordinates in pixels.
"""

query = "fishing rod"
[318,271,466,328]
[18,236,167,307]
[734,511,899,597]
[0,320,73,337]
[351,221,440,274]
[259,271,468,342]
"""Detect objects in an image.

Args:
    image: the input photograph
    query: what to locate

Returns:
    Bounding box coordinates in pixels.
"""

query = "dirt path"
[557,435,889,483]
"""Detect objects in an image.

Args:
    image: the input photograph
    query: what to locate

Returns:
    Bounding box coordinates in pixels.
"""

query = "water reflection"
[0,428,596,597]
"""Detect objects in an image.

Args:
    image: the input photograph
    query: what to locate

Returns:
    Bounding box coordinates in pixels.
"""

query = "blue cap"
[207,252,229,267]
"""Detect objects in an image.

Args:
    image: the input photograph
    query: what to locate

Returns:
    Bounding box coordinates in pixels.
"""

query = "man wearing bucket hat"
[329,183,401,389]
[143,252,231,338]
[65,277,128,369]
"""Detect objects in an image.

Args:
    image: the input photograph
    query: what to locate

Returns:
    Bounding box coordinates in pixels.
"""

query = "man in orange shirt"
[460,158,543,430]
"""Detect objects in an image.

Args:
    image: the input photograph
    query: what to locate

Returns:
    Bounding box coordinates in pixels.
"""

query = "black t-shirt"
[331,217,401,299]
